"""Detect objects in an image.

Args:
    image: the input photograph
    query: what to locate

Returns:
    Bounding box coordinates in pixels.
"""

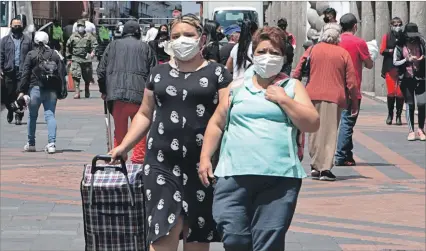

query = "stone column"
[291,2,300,37]
[265,2,271,25]
[392,1,408,24]
[361,1,375,92]
[374,1,390,96]
[350,1,361,37]
[410,2,426,36]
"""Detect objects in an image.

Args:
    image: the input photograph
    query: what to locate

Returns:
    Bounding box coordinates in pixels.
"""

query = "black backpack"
[33,49,60,90]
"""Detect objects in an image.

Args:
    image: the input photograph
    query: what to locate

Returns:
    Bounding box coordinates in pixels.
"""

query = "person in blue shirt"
[199,26,320,251]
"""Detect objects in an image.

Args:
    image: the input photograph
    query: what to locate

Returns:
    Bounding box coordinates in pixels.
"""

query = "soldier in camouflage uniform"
[66,19,98,99]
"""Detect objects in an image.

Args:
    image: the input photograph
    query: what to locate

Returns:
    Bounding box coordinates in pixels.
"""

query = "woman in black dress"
[110,14,232,251]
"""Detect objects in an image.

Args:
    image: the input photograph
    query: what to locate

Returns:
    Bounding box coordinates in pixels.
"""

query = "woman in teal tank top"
[199,27,320,251]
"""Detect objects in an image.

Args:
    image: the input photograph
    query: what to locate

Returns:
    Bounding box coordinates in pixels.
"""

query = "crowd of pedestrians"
[1,6,425,251]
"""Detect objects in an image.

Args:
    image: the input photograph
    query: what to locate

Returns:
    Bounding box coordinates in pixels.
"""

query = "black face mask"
[278,25,286,31]
[217,32,225,41]
[323,17,330,23]
[158,31,168,40]
[11,27,23,35]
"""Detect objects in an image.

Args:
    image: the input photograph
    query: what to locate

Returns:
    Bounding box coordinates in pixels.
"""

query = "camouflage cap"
[77,19,85,26]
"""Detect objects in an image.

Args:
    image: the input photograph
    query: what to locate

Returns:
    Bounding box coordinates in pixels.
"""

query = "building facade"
[98,1,179,25]
[265,1,426,98]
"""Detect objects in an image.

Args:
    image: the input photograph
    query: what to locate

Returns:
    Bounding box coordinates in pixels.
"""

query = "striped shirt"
[293,42,359,108]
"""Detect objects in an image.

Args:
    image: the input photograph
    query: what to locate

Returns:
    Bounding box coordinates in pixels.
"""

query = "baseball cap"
[174,4,182,12]
[405,23,421,38]
[77,19,85,26]
[223,24,241,35]
[340,13,358,29]
[122,20,140,35]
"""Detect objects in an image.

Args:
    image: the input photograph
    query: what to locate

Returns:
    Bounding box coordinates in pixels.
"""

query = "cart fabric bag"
[81,155,147,251]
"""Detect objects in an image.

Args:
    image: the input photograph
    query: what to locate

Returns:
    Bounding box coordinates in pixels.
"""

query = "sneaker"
[45,143,56,154]
[319,170,337,181]
[24,143,36,152]
[407,132,416,141]
[310,166,320,180]
[418,129,426,141]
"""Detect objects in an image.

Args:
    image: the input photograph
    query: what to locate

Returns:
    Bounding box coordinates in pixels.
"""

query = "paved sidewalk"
[0,85,425,251]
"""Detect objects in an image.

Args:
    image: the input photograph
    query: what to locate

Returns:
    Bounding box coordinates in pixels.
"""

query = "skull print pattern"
[142,63,232,244]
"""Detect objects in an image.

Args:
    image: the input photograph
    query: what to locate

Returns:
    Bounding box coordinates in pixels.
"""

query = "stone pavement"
[0,85,425,251]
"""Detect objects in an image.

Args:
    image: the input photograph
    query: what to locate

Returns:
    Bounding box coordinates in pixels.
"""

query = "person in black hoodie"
[380,17,405,125]
[97,20,157,164]
[17,31,67,153]
[393,23,426,141]
[148,24,170,64]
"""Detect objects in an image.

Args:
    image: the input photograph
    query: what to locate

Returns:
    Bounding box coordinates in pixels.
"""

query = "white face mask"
[170,36,201,61]
[77,26,85,33]
[253,54,285,78]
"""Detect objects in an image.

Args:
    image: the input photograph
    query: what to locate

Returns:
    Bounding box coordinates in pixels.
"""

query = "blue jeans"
[212,175,302,251]
[335,99,361,163]
[28,86,57,145]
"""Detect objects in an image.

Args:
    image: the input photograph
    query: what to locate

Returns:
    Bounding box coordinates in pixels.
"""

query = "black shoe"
[319,170,336,181]
[395,116,402,126]
[386,114,393,125]
[386,97,395,125]
[310,166,320,180]
[7,110,13,123]
[15,113,22,125]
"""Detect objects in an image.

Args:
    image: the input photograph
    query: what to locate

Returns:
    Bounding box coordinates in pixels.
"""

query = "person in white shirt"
[144,23,158,42]
[72,12,96,34]
[225,20,258,80]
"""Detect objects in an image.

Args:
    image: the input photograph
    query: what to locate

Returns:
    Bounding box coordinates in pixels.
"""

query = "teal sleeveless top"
[214,67,307,179]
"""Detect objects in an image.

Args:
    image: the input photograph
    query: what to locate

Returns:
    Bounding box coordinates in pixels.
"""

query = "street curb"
[362,91,418,115]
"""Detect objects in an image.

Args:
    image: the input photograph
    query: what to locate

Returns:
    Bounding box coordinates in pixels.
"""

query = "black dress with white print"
[144,62,232,244]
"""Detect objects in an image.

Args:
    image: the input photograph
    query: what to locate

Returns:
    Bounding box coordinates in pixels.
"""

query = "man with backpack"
[66,19,98,99]
[277,18,295,75]
[17,31,67,154]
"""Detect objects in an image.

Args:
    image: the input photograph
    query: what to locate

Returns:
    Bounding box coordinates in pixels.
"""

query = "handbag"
[302,44,315,86]
[415,81,426,106]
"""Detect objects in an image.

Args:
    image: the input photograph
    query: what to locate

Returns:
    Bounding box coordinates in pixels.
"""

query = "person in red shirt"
[293,23,359,181]
[380,17,405,125]
[335,13,373,167]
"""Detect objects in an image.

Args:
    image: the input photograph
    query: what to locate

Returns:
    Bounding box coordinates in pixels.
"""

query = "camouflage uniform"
[66,20,98,98]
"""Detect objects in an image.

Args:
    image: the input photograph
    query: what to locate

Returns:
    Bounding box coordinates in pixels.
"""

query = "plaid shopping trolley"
[81,155,147,251]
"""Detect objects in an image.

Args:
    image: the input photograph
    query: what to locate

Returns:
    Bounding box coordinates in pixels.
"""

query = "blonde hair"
[320,23,341,44]
[170,14,203,35]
